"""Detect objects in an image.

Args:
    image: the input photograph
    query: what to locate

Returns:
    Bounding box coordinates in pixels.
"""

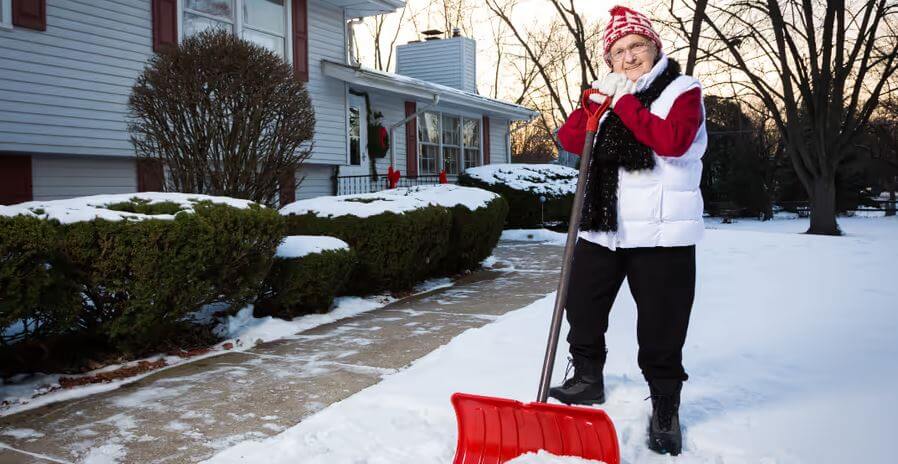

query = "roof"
[321,59,539,121]
[319,0,406,18]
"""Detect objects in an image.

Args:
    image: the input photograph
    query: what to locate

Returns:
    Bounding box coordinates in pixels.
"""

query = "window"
[349,106,361,165]
[417,111,481,175]
[183,0,289,59]
[0,0,11,29]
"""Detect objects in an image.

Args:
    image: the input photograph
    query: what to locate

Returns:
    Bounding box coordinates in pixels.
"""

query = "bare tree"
[669,0,898,235]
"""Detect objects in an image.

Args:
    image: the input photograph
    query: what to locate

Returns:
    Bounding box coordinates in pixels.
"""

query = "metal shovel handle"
[537,90,612,402]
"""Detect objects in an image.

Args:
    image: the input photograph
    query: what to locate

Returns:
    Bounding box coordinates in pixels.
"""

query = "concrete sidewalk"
[0,240,561,464]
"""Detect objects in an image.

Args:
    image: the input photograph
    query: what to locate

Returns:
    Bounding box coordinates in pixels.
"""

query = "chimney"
[396,28,477,93]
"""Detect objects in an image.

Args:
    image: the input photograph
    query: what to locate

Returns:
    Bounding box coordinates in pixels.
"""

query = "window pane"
[349,106,361,165]
[242,29,285,57]
[418,112,440,144]
[244,0,285,34]
[184,13,233,37]
[420,144,439,174]
[442,115,460,146]
[464,148,480,169]
[463,118,480,148]
[443,146,460,175]
[186,0,234,18]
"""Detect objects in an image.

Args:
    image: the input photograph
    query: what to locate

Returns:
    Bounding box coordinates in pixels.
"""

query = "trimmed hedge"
[458,168,575,228]
[284,206,452,294]
[0,216,79,346]
[255,246,356,319]
[0,198,284,353]
[440,196,509,274]
[64,201,283,349]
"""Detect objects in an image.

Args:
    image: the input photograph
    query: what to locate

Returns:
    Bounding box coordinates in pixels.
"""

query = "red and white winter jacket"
[558,54,707,250]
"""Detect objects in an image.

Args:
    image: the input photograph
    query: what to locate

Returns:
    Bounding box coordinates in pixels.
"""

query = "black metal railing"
[333,174,451,196]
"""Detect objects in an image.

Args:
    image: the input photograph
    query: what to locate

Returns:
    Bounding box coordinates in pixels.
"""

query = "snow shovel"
[451,89,619,464]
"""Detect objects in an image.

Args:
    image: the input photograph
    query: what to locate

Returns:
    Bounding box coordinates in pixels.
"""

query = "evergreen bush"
[255,246,356,319]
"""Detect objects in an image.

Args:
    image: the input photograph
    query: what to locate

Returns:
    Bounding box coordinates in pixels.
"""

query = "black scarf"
[580,59,682,232]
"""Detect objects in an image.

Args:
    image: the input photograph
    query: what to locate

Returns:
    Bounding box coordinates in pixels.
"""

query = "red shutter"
[405,102,418,177]
[137,158,164,192]
[152,0,178,52]
[292,0,309,82]
[279,170,296,206]
[482,116,490,165]
[12,0,46,31]
[0,155,33,205]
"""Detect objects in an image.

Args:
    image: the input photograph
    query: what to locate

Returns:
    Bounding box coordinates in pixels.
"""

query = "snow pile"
[463,164,578,197]
[507,451,605,464]
[0,192,258,224]
[207,216,897,464]
[275,235,349,259]
[280,185,498,219]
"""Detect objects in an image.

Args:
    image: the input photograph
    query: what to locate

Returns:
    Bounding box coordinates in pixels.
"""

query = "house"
[0,0,537,205]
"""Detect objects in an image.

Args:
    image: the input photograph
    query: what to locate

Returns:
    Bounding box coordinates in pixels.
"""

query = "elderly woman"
[551,5,706,456]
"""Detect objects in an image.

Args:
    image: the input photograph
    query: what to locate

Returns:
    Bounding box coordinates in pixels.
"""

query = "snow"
[207,216,897,464]
[501,228,567,245]
[275,235,349,259]
[0,192,258,224]
[463,164,578,197]
[507,451,606,464]
[279,185,498,219]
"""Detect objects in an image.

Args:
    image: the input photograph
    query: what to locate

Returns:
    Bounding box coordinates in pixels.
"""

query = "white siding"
[296,163,335,200]
[490,118,509,164]
[32,155,137,201]
[396,37,476,93]
[0,0,151,157]
[305,1,348,165]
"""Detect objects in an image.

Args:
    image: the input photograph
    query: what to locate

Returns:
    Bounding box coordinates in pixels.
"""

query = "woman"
[552,5,706,456]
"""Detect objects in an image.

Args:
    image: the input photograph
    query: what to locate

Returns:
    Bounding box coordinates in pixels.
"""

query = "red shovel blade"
[451,393,620,464]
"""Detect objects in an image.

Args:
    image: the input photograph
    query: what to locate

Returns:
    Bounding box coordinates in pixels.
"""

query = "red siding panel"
[0,155,33,205]
[136,158,164,192]
[405,102,418,177]
[292,0,309,82]
[12,0,46,31]
[152,0,178,52]
[279,170,296,206]
[482,116,490,165]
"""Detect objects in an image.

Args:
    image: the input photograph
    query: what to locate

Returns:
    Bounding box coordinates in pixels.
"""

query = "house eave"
[320,0,405,18]
[321,59,538,121]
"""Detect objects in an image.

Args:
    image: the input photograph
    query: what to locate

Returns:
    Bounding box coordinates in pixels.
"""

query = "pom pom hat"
[603,5,662,64]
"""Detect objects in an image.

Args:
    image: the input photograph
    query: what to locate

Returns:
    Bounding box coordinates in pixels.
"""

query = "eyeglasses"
[606,41,652,63]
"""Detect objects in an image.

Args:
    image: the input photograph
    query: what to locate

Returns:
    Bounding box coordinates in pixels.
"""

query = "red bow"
[387,166,401,189]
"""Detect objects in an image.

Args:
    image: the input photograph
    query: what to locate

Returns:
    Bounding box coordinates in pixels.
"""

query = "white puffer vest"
[579,54,706,250]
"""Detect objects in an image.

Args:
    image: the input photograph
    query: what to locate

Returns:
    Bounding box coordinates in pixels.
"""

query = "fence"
[333,174,447,196]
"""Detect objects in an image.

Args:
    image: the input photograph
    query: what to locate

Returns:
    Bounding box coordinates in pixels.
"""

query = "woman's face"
[608,34,658,82]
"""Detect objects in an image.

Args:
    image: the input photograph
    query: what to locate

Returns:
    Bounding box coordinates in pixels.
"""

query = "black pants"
[565,239,695,382]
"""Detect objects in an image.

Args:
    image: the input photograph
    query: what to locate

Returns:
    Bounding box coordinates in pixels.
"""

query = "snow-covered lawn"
[206,216,898,464]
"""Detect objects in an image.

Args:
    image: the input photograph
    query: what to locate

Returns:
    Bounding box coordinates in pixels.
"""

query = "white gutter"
[389,94,440,167]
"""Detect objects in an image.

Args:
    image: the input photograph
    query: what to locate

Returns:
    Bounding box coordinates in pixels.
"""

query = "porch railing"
[333,174,451,196]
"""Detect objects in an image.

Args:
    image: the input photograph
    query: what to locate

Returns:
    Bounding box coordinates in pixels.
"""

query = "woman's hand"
[590,73,635,107]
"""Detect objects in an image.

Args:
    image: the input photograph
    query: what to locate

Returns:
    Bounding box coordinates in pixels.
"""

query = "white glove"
[590,73,635,107]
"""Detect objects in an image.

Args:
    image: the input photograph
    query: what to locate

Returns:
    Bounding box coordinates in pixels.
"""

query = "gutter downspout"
[389,94,441,167]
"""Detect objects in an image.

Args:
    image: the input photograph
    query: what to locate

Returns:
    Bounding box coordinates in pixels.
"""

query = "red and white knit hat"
[603,5,662,64]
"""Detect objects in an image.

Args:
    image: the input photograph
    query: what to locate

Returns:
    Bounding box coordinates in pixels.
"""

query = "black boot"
[548,355,605,406]
[647,379,683,456]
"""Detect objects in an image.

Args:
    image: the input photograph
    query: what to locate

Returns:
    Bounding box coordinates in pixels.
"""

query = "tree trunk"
[807,174,841,235]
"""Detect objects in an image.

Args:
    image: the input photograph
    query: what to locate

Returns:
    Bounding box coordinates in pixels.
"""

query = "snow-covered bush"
[0,215,79,347]
[255,236,356,318]
[2,193,285,352]
[281,192,452,294]
[383,185,508,274]
[459,164,576,228]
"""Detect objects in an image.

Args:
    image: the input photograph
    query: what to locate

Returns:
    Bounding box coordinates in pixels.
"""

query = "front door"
[343,93,369,179]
